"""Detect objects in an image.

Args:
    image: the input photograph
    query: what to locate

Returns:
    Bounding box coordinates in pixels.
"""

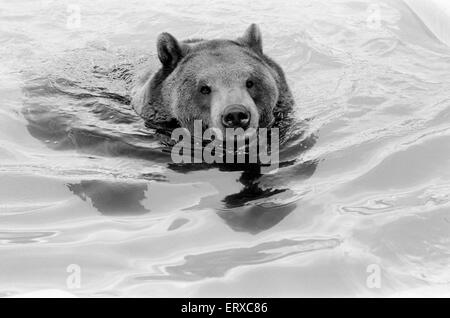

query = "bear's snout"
[221,104,251,130]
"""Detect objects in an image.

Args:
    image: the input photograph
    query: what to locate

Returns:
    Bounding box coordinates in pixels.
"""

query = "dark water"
[1,0,449,297]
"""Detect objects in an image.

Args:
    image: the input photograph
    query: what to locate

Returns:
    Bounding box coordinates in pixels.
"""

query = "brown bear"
[131,24,294,135]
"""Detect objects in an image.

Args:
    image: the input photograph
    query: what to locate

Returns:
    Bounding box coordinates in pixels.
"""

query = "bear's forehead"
[190,47,253,63]
[181,45,261,79]
[182,40,257,62]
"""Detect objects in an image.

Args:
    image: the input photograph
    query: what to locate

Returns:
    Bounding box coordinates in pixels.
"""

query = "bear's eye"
[200,85,211,95]
[246,80,254,89]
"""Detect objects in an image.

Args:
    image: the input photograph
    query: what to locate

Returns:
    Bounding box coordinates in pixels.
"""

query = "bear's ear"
[239,24,263,54]
[157,32,185,69]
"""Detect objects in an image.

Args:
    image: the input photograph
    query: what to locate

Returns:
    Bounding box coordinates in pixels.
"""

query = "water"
[1,0,450,297]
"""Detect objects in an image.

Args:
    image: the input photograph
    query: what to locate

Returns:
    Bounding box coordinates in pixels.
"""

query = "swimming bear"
[131,24,294,135]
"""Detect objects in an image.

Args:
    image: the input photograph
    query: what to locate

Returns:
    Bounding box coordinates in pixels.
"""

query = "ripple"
[0,230,58,244]
[339,182,450,216]
[132,237,341,281]
[0,201,66,216]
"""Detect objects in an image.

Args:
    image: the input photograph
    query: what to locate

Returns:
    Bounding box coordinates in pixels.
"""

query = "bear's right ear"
[238,24,263,55]
[157,32,184,69]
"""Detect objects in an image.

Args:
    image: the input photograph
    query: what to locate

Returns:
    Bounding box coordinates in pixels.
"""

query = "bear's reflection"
[65,159,316,234]
[219,159,317,234]
[167,158,317,233]
[64,135,317,233]
[67,181,149,215]
[217,204,297,234]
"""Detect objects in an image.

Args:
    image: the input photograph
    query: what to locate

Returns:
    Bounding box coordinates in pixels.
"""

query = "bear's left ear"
[238,24,263,54]
[157,32,186,69]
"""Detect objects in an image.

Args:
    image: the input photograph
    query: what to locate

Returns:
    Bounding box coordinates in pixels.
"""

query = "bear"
[131,24,294,136]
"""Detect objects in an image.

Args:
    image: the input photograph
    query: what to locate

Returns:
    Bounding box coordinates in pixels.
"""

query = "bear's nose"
[221,104,251,129]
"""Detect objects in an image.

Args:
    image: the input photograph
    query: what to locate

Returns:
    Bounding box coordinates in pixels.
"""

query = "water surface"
[0,0,449,297]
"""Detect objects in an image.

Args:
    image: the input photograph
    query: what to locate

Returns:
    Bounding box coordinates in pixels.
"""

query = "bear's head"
[142,24,293,136]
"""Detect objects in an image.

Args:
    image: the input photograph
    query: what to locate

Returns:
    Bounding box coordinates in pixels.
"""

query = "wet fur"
[131,25,294,131]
